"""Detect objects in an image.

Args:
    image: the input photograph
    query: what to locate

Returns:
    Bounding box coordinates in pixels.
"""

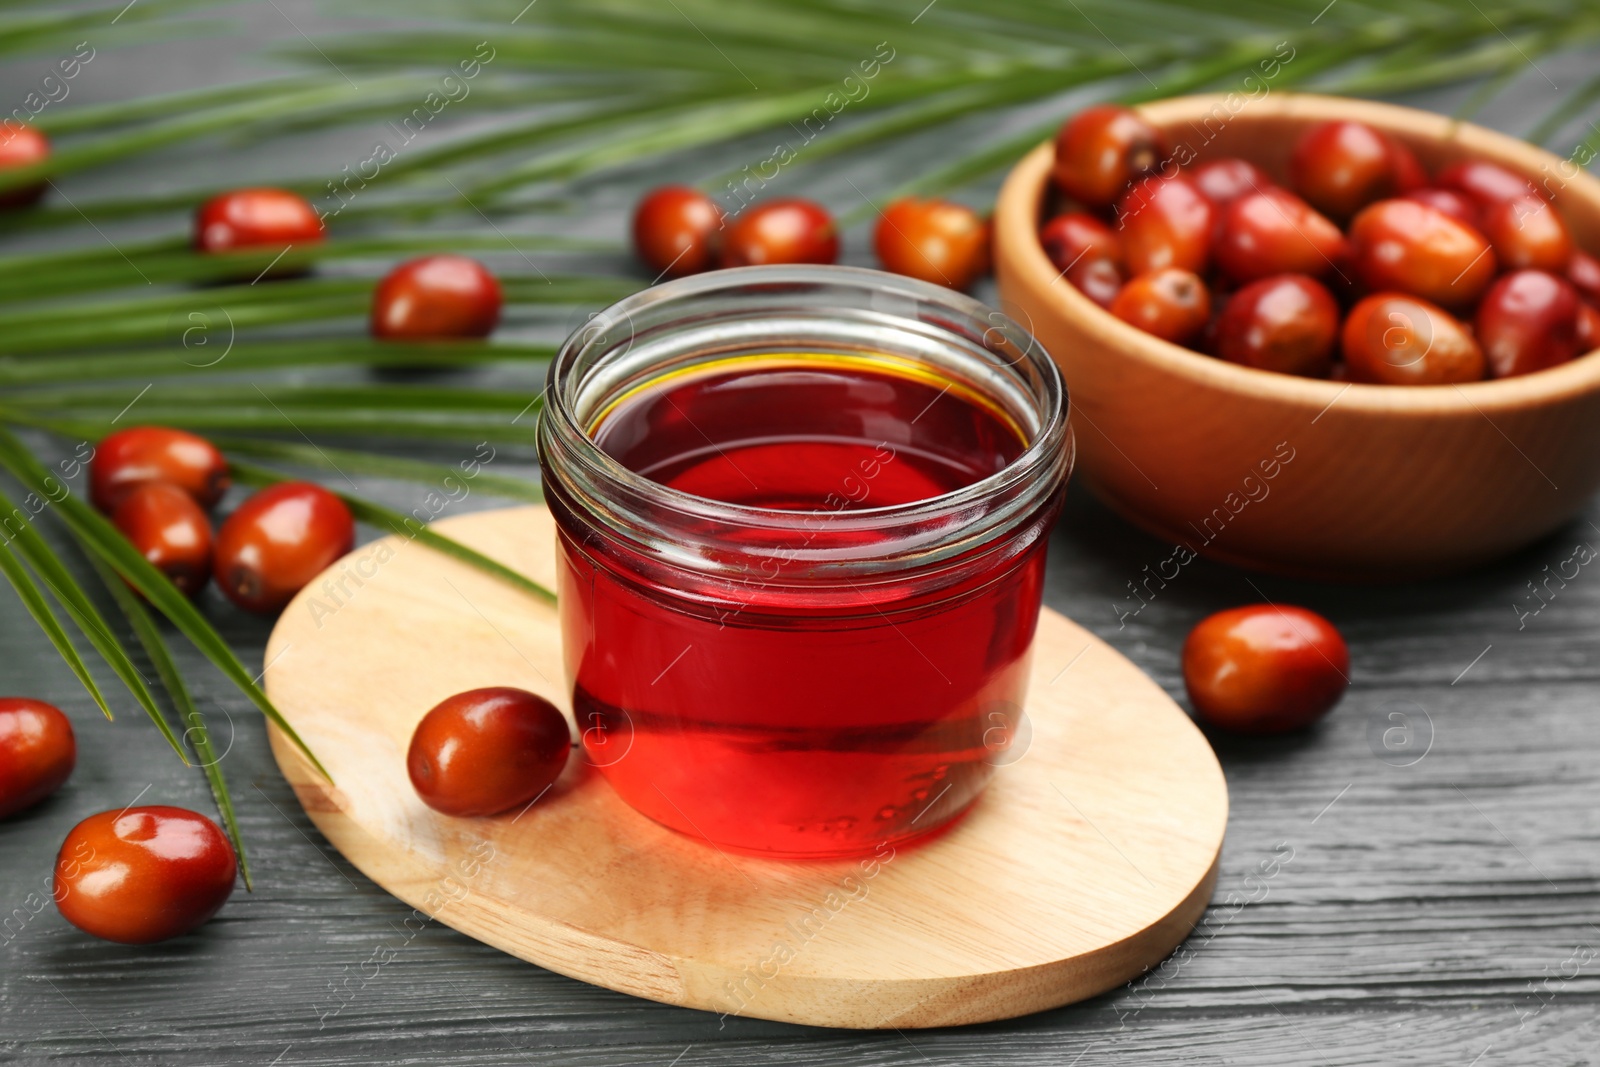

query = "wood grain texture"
[995,93,1600,581]
[259,505,1227,1029]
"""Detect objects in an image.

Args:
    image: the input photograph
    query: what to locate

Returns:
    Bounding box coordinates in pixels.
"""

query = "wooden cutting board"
[263,505,1227,1029]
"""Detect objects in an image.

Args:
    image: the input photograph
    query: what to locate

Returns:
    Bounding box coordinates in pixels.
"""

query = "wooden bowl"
[994,93,1600,581]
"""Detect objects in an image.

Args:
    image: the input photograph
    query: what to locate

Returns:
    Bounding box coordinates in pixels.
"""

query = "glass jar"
[538,265,1072,858]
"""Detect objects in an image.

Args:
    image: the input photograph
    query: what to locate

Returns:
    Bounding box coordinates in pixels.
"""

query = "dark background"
[2,4,1599,1065]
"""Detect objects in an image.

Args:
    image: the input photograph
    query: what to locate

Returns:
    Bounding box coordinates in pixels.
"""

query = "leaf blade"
[88,551,252,890]
[0,484,189,759]
[0,537,114,721]
[0,425,330,780]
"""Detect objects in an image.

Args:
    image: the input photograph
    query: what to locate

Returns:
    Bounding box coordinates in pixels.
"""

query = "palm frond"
[89,552,252,889]
[0,340,555,387]
[0,535,115,720]
[0,427,330,780]
[215,438,546,504]
[0,486,190,762]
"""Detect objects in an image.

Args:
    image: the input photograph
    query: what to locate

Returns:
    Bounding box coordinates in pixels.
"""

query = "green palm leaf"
[0,426,329,780]
[0,538,114,721]
[89,552,252,890]
[3,405,542,447]
[215,438,546,504]
[0,275,632,354]
[0,483,189,762]
[0,340,555,387]
[0,232,612,301]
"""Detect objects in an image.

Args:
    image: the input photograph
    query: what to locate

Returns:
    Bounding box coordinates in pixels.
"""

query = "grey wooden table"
[2,8,1598,1065]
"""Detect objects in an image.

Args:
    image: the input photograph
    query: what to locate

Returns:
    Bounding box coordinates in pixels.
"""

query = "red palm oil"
[539,267,1070,858]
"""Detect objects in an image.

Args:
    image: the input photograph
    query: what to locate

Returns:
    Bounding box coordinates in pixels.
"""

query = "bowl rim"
[995,91,1600,416]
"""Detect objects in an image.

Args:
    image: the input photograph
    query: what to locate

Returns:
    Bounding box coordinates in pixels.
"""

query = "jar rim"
[539,264,1070,539]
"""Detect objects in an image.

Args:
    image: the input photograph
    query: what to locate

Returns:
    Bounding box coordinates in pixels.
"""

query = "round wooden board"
[263,505,1228,1029]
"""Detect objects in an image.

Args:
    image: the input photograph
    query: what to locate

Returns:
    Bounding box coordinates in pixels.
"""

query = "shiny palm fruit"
[1435,159,1544,208]
[0,122,50,208]
[213,482,354,614]
[408,687,572,817]
[1289,120,1424,219]
[1479,195,1574,273]
[1399,187,1481,231]
[1065,256,1124,309]
[1183,605,1349,734]
[719,198,837,267]
[90,426,230,513]
[1110,268,1211,345]
[1212,274,1340,377]
[1568,249,1600,306]
[1115,174,1215,276]
[1052,104,1170,209]
[193,188,324,253]
[55,806,236,943]
[111,483,214,598]
[1214,188,1348,284]
[1189,157,1274,208]
[1341,294,1485,385]
[1475,270,1583,379]
[1038,211,1123,272]
[0,698,74,819]
[371,255,501,340]
[631,185,724,277]
[1577,302,1600,352]
[1389,142,1430,196]
[1347,199,1497,308]
[874,197,991,289]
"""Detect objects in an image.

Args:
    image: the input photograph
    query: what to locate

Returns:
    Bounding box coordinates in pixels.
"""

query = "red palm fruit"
[1567,249,1600,306]
[874,197,991,289]
[1110,268,1211,345]
[91,427,230,513]
[1183,605,1349,734]
[1065,257,1124,309]
[1576,302,1600,352]
[1214,188,1348,284]
[0,698,75,819]
[1052,105,1170,209]
[1347,199,1497,308]
[55,807,236,943]
[1039,211,1123,272]
[632,185,723,277]
[1116,175,1215,276]
[0,122,49,208]
[371,255,502,340]
[1212,274,1340,377]
[1475,270,1583,379]
[194,188,323,253]
[1435,159,1544,209]
[1341,293,1485,385]
[213,482,354,614]
[111,483,214,598]
[719,198,837,267]
[1479,195,1574,273]
[1399,187,1481,231]
[1290,121,1421,219]
[1189,157,1274,209]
